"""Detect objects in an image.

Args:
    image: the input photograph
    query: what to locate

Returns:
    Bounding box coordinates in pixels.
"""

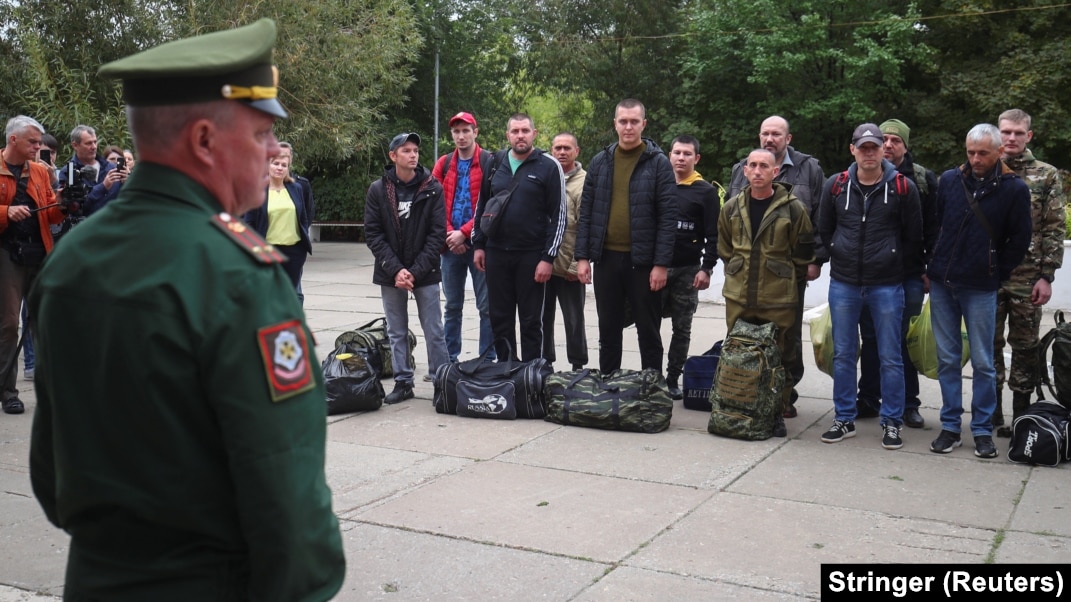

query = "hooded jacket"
[718,182,814,309]
[575,138,678,266]
[816,159,923,286]
[364,164,446,288]
[927,162,1032,291]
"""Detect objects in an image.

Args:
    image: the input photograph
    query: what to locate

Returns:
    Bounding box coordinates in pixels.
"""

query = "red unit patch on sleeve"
[257,320,317,402]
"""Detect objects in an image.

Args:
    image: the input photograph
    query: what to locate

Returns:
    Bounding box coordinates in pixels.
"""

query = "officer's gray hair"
[70,125,96,145]
[127,102,235,151]
[966,124,1001,149]
[5,115,45,140]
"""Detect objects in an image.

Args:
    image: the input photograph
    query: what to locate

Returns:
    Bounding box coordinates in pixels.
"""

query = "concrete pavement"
[1,241,1068,600]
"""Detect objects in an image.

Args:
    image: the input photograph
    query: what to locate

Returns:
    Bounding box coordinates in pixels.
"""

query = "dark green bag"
[335,317,417,380]
[543,368,673,433]
[707,319,784,441]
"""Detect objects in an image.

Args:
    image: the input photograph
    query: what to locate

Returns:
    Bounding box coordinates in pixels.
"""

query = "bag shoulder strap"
[830,171,850,197]
[958,177,997,244]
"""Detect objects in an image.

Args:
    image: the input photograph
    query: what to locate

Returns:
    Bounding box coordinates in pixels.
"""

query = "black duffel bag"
[322,344,384,415]
[1008,399,1070,467]
[433,341,552,419]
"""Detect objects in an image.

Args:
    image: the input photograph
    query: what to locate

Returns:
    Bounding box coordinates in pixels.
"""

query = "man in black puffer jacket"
[575,98,678,374]
[365,132,450,404]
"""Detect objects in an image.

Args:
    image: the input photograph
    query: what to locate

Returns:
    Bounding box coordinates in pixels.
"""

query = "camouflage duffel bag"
[335,317,416,380]
[543,368,673,433]
[707,319,783,441]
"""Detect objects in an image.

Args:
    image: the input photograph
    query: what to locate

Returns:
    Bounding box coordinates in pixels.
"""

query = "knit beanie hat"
[879,119,910,148]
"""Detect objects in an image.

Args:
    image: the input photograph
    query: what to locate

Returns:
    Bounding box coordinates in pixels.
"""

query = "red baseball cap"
[448,112,477,128]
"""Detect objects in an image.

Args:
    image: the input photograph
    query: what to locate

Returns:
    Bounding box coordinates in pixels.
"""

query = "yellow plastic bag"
[810,305,834,377]
[906,299,970,380]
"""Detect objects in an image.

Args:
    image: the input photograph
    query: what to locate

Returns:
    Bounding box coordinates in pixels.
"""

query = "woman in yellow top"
[243,155,313,300]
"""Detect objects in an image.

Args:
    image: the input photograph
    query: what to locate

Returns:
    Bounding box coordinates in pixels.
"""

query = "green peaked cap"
[98,18,286,118]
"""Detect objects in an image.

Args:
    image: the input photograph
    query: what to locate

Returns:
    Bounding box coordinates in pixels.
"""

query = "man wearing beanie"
[852,119,939,429]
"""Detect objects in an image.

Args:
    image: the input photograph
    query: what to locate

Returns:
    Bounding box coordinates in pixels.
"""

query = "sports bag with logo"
[682,341,722,411]
[322,344,384,415]
[1037,310,1071,409]
[707,319,783,441]
[335,317,416,379]
[1008,400,1070,467]
[433,341,551,419]
[543,368,673,433]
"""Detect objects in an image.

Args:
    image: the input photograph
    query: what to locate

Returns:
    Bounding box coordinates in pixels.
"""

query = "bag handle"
[356,317,387,331]
[704,340,723,356]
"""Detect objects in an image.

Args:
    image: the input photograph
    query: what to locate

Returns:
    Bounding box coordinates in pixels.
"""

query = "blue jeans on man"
[381,284,450,384]
[440,247,494,361]
[829,279,905,427]
[857,277,924,414]
[930,281,997,436]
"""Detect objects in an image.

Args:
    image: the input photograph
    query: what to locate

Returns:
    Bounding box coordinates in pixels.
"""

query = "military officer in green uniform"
[28,19,345,601]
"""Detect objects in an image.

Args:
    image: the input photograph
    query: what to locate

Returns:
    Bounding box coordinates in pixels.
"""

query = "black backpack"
[829,170,910,197]
[1008,400,1070,467]
[1037,310,1071,409]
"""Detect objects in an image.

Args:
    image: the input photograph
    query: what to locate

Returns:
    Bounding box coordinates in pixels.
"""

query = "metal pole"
[434,49,440,160]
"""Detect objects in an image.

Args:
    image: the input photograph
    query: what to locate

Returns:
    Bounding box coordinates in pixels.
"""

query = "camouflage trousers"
[663,264,701,380]
[994,288,1042,394]
[724,300,797,407]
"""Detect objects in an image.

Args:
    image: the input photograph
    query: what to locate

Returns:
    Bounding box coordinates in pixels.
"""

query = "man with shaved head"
[727,115,825,415]
[718,148,814,437]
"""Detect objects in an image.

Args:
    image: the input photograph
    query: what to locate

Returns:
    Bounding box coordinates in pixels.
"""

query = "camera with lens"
[60,163,97,217]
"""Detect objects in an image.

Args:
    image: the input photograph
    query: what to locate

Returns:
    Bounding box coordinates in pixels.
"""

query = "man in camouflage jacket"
[993,109,1067,436]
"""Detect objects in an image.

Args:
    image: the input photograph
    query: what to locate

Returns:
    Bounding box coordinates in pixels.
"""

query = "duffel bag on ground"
[322,344,384,415]
[1037,310,1071,409]
[1008,399,1070,467]
[433,342,552,419]
[682,341,722,411]
[335,317,416,380]
[543,368,673,433]
[708,319,783,441]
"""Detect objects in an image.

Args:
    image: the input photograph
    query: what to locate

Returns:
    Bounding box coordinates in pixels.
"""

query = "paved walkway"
[1,242,1068,600]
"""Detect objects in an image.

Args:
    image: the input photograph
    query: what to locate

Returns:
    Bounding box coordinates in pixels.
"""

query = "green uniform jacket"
[29,163,345,601]
[1002,149,1066,295]
[718,183,815,310]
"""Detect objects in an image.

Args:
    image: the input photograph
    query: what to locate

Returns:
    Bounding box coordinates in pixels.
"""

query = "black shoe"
[903,408,925,429]
[782,404,798,418]
[666,377,683,401]
[384,381,414,405]
[995,425,1013,438]
[772,416,787,438]
[856,399,880,419]
[882,423,903,450]
[930,430,962,454]
[991,412,1005,427]
[974,435,998,459]
[821,420,856,443]
[571,363,584,371]
[2,398,24,414]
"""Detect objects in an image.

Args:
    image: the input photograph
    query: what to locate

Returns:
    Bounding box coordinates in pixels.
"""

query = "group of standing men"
[366,99,732,412]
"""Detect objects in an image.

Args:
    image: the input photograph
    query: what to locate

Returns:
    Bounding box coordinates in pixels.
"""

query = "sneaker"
[820,420,856,443]
[422,373,434,382]
[930,430,962,454]
[384,381,414,405]
[2,398,25,415]
[881,424,903,450]
[23,368,34,381]
[666,377,683,401]
[974,435,999,459]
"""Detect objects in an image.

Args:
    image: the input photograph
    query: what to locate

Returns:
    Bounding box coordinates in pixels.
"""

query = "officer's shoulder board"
[210,212,286,264]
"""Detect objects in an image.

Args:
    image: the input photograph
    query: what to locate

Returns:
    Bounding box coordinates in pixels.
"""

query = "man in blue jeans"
[814,123,923,450]
[432,112,495,363]
[927,123,1031,458]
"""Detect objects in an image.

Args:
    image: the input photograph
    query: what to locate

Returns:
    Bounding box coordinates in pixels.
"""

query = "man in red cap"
[432,111,495,362]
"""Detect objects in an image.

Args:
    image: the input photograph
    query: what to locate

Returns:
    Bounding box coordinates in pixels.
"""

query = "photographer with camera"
[0,116,66,414]
[56,125,118,217]
[83,145,131,216]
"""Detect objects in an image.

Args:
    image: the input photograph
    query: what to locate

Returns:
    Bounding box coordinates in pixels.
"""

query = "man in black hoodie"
[365,132,449,403]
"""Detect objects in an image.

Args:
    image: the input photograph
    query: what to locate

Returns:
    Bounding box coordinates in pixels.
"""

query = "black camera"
[60,163,97,216]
